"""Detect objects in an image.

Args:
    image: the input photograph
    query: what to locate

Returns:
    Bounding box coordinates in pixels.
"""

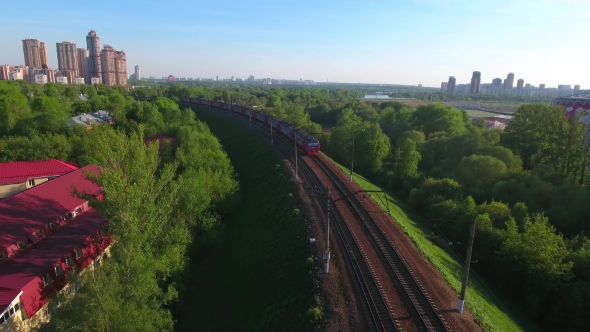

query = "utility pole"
[458,220,477,314]
[350,136,355,181]
[294,137,298,180]
[270,115,273,145]
[324,188,331,274]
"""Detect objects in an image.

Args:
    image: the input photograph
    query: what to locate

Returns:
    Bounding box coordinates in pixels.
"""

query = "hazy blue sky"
[1,0,588,87]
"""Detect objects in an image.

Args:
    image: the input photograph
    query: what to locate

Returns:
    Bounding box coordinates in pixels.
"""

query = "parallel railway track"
[188,103,450,332]
[310,157,450,332]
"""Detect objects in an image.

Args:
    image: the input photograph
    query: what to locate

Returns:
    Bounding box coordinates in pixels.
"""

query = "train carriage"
[183,98,320,155]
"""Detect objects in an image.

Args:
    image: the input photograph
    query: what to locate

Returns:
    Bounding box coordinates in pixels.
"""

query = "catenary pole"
[324,188,331,273]
[458,220,477,314]
[294,136,298,180]
[350,136,355,181]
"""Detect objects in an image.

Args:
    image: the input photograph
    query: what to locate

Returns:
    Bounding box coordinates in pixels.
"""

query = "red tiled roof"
[0,289,21,313]
[0,160,79,186]
[0,165,101,251]
[0,209,106,292]
[0,209,107,317]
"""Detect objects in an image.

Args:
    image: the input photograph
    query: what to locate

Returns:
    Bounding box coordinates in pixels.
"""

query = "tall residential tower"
[56,42,78,82]
[100,45,127,86]
[134,65,140,80]
[470,71,481,94]
[504,72,515,89]
[77,48,90,84]
[447,76,456,94]
[86,30,102,84]
[22,39,48,69]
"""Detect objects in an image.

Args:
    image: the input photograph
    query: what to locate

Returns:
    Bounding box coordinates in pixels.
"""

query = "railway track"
[310,156,450,332]
[293,147,399,332]
[188,103,448,331]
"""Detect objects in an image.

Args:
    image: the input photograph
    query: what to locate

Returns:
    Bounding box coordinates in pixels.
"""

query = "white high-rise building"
[134,65,140,80]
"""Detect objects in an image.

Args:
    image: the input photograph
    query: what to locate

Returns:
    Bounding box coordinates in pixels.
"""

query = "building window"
[76,247,83,259]
[17,241,26,249]
[28,179,35,186]
[49,222,55,229]
[43,273,51,286]
[55,265,64,276]
[66,256,74,267]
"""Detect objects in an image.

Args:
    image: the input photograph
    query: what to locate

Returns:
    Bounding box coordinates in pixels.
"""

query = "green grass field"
[329,158,540,332]
[464,110,502,118]
[175,109,318,331]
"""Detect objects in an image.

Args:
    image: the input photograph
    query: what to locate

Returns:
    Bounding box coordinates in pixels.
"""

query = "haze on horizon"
[1,0,588,88]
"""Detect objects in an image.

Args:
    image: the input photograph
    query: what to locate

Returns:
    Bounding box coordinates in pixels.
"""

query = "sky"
[1,0,588,88]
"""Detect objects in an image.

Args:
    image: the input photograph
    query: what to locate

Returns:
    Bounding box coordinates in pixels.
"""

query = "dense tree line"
[0,80,242,330]
[4,79,586,329]
[319,100,590,331]
[130,82,588,329]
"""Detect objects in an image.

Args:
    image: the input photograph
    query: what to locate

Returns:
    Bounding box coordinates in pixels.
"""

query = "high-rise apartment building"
[134,65,140,80]
[574,85,581,94]
[86,30,102,84]
[470,71,481,94]
[56,42,78,82]
[504,72,515,89]
[100,45,127,86]
[114,51,127,86]
[441,82,448,89]
[492,78,502,87]
[447,76,456,94]
[540,84,545,89]
[22,39,48,69]
[77,48,90,84]
[517,79,524,89]
[100,45,116,86]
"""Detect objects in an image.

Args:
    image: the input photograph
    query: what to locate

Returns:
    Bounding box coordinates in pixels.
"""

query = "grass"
[464,110,502,118]
[328,158,541,332]
[174,109,318,331]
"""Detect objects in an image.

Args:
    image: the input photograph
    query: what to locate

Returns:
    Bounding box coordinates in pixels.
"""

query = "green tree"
[411,103,469,137]
[396,130,425,146]
[392,138,421,179]
[31,96,69,133]
[0,82,32,136]
[458,155,507,187]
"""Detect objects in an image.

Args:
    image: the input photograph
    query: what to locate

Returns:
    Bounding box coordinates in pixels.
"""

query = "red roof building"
[0,165,110,329]
[0,160,79,199]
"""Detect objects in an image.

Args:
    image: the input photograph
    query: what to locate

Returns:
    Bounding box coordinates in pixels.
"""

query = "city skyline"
[1,0,589,87]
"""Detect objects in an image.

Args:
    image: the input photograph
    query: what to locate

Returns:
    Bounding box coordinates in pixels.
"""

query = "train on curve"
[181,98,321,155]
